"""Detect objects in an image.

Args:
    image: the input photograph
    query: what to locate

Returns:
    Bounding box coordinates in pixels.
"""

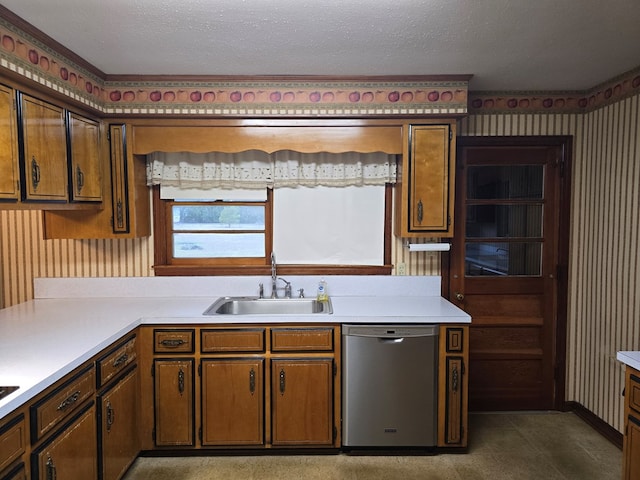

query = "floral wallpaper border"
[1,14,639,116]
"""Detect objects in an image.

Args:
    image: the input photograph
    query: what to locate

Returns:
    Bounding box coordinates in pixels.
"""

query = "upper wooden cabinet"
[68,112,102,202]
[18,93,68,202]
[395,121,457,238]
[43,124,151,239]
[0,84,20,201]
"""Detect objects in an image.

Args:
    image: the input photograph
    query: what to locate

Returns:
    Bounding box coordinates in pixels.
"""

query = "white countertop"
[617,351,640,371]
[0,276,470,420]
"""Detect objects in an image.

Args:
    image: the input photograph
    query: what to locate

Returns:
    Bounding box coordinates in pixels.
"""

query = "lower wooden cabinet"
[0,463,26,480]
[31,402,97,480]
[0,414,25,476]
[153,358,195,447]
[271,358,334,446]
[201,359,264,446]
[437,325,469,448]
[623,366,640,479]
[98,366,139,480]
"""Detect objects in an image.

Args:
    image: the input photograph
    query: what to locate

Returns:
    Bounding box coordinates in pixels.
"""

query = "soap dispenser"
[317,278,328,301]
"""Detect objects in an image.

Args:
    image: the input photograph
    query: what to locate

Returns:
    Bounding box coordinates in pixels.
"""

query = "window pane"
[465,242,542,276]
[467,166,544,199]
[173,233,265,258]
[172,205,265,231]
[466,205,543,238]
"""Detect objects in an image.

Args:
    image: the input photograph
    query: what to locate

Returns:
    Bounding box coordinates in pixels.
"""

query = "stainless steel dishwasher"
[342,324,438,448]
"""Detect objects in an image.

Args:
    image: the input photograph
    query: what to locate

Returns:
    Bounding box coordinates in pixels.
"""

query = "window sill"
[153,264,393,276]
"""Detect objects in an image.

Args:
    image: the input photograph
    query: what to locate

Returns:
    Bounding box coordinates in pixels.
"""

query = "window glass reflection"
[465,242,542,276]
[466,205,542,238]
[467,166,544,200]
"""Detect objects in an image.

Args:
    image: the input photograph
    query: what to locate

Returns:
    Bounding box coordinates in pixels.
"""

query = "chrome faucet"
[270,251,278,298]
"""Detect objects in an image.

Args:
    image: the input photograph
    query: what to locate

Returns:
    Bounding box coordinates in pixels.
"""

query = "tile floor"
[121,412,622,480]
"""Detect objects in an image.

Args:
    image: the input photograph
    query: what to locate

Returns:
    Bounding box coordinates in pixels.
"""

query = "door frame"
[442,135,572,410]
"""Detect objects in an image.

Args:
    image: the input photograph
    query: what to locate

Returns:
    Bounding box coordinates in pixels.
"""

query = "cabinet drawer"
[0,414,25,473]
[154,329,194,353]
[630,372,640,414]
[97,335,137,387]
[271,328,334,352]
[30,364,95,441]
[445,327,465,353]
[201,329,265,353]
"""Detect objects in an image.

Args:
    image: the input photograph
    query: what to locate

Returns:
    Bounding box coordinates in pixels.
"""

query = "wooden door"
[68,112,102,202]
[449,137,570,411]
[0,83,19,201]
[19,94,68,201]
[32,403,97,480]
[153,359,194,446]
[271,358,333,446]
[201,358,264,446]
[98,367,139,480]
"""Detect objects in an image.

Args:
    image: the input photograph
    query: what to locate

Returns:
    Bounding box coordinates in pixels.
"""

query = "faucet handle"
[258,283,264,299]
[298,288,305,298]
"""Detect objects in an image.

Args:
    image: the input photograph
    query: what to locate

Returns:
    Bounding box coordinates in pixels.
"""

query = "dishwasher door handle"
[379,337,405,344]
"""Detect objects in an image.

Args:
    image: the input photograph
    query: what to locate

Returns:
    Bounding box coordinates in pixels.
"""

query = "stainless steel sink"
[203,296,333,315]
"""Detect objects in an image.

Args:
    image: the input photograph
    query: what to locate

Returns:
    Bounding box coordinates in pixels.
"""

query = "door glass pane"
[173,233,265,258]
[466,205,543,238]
[465,242,542,276]
[467,166,544,199]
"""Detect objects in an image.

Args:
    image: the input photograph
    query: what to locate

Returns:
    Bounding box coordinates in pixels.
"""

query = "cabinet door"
[98,367,139,480]
[153,359,194,446]
[68,113,102,202]
[0,84,19,201]
[624,415,640,479]
[409,124,453,234]
[201,359,264,446]
[271,358,333,446]
[31,403,97,480]
[395,121,456,237]
[19,94,68,201]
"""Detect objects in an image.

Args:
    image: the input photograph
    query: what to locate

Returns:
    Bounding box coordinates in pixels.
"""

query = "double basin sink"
[204,296,333,316]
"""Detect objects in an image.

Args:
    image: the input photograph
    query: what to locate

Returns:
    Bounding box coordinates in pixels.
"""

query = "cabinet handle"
[417,199,424,224]
[249,368,256,395]
[57,390,80,411]
[279,368,286,395]
[113,353,129,368]
[106,400,115,432]
[178,368,185,395]
[46,456,57,480]
[31,157,41,190]
[160,339,186,348]
[452,364,459,392]
[76,165,85,192]
[116,200,124,228]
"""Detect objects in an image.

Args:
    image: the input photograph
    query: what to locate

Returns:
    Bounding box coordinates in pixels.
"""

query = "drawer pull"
[31,157,41,190]
[76,165,85,192]
[452,365,459,392]
[160,339,186,348]
[178,368,185,395]
[106,400,115,432]
[113,353,129,367]
[279,368,286,395]
[249,368,256,395]
[57,390,81,411]
[46,456,56,480]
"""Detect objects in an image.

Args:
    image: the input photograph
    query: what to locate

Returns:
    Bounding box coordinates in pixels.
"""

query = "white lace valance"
[146,150,397,189]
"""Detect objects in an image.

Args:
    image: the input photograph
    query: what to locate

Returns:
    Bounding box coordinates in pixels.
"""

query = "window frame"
[152,185,393,276]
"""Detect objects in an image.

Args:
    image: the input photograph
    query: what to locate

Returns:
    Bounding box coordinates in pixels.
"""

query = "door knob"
[455,292,464,301]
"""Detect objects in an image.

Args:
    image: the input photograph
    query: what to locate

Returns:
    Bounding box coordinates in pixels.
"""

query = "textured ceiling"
[1,0,639,91]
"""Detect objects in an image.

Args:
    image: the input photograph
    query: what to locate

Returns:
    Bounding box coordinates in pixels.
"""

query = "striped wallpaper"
[1,92,639,433]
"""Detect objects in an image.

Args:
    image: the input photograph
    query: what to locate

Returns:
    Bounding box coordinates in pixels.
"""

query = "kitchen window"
[150,150,396,276]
